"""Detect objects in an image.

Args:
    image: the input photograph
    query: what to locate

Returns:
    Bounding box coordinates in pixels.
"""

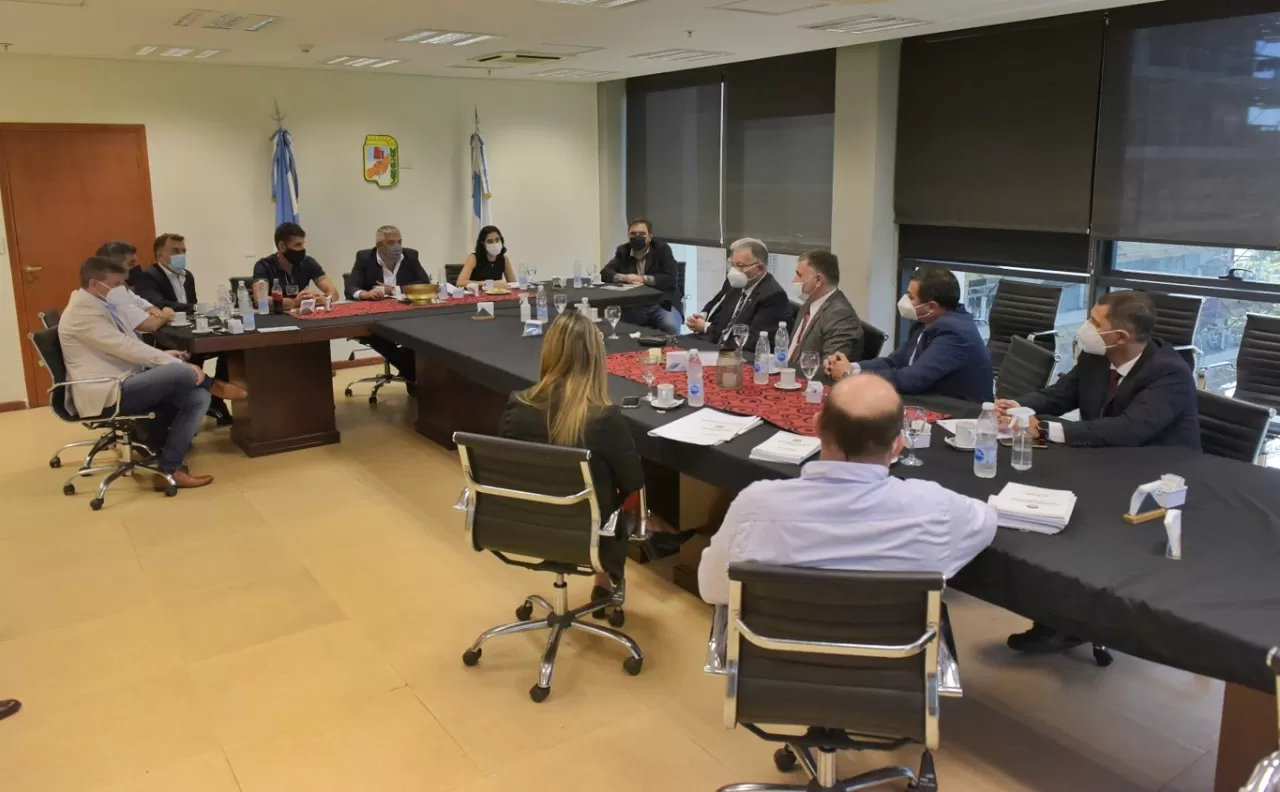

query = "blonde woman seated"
[499,311,643,606]
[457,225,516,288]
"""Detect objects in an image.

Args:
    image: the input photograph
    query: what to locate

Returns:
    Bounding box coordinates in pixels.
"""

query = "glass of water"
[901,406,927,467]
[518,264,529,289]
[640,353,659,402]
[799,351,820,388]
[731,323,750,352]
[605,305,622,339]
[553,293,568,315]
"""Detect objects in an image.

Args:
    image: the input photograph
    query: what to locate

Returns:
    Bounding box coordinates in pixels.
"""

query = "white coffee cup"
[954,422,976,446]
[171,313,189,326]
[194,315,210,333]
[779,368,797,387]
[466,283,481,297]
[228,318,244,335]
[656,383,676,406]
[484,279,494,292]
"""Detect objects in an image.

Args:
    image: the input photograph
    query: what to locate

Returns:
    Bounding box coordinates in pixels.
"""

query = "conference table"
[156,283,662,457]
[375,305,1280,792]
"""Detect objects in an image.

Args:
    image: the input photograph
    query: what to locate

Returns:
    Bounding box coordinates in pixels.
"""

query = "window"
[1114,241,1280,285]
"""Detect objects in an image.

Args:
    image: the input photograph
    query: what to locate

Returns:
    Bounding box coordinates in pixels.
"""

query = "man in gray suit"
[786,250,863,383]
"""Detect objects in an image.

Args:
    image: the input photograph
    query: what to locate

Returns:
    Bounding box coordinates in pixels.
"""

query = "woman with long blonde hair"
[499,311,644,601]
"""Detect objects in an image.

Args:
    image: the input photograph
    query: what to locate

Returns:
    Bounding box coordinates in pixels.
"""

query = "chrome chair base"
[61,434,171,511]
[460,573,643,702]
[343,360,406,405]
[719,747,921,792]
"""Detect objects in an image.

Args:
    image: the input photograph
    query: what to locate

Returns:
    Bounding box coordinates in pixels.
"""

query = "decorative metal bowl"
[404,283,438,304]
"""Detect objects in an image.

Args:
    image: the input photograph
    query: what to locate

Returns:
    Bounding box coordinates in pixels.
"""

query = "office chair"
[860,320,889,362]
[1197,389,1273,464]
[29,328,178,510]
[986,281,1062,374]
[1146,292,1203,371]
[227,276,254,296]
[1199,314,1280,407]
[452,432,646,703]
[995,336,1059,400]
[1242,647,1279,792]
[445,264,464,286]
[38,307,61,329]
[339,273,406,405]
[705,564,957,792]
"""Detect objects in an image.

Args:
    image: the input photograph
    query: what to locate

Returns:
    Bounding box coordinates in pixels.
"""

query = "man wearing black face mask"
[252,222,340,310]
[601,218,683,335]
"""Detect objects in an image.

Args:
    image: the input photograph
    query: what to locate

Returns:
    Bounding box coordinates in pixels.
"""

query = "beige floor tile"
[88,750,243,792]
[120,490,270,553]
[0,671,220,792]
[160,569,347,662]
[226,687,482,792]
[1161,750,1218,792]
[137,524,308,601]
[188,620,406,745]
[0,605,184,710]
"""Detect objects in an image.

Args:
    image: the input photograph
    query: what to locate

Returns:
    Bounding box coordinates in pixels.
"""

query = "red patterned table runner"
[606,349,949,436]
[293,291,522,320]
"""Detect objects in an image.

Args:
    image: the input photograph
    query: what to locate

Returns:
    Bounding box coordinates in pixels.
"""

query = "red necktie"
[791,311,812,354]
[1106,368,1120,401]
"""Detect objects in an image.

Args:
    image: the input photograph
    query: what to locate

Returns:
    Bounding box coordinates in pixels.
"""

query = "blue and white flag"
[271,126,300,227]
[470,109,493,237]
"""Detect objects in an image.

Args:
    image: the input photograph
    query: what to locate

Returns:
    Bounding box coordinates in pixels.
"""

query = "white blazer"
[58,288,177,417]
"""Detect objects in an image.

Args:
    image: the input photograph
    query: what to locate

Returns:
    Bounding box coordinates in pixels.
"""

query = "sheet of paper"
[649,408,762,446]
[256,326,300,333]
[749,431,821,465]
[601,283,643,291]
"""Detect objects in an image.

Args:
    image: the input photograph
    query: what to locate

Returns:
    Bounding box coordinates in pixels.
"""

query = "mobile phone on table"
[621,396,641,409]
[999,437,1048,449]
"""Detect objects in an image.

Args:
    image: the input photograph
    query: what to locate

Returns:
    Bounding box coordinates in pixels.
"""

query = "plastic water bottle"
[974,402,998,479]
[536,284,549,323]
[1009,407,1035,472]
[754,333,771,385]
[687,352,705,407]
[255,281,268,314]
[239,289,256,331]
[235,281,249,315]
[572,260,584,290]
[774,321,790,373]
[519,293,532,323]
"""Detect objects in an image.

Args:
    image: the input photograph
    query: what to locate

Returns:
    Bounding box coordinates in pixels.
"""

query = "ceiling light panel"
[322,56,407,69]
[711,0,829,14]
[160,47,194,56]
[392,29,500,46]
[135,45,157,55]
[803,14,928,34]
[530,68,618,78]
[632,48,730,62]
[538,0,646,6]
[172,9,281,32]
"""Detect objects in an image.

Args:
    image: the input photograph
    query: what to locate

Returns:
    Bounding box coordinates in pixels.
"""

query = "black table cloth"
[378,310,1280,693]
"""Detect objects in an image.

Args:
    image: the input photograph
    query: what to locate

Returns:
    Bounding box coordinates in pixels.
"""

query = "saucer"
[652,398,685,411]
[485,289,510,296]
[944,436,976,451]
[190,328,214,334]
[773,381,803,391]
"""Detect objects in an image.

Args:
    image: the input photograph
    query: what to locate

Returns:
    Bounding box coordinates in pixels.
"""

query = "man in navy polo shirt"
[252,222,341,310]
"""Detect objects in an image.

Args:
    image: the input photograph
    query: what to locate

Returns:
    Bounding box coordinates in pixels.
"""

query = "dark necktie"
[1106,368,1120,401]
[717,290,751,342]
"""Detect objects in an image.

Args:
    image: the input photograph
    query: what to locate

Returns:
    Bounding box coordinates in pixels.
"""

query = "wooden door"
[1,124,156,407]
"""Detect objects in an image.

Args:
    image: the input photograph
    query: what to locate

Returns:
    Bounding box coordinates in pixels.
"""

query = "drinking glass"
[731,323,750,351]
[799,351,821,387]
[901,406,927,467]
[553,293,568,315]
[640,354,659,402]
[605,305,622,339]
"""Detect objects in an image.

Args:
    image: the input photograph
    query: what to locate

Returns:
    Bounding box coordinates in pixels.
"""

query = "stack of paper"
[988,483,1077,535]
[648,408,762,446]
[750,431,821,465]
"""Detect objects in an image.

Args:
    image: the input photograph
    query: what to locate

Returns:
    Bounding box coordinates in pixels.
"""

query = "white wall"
[0,54,601,404]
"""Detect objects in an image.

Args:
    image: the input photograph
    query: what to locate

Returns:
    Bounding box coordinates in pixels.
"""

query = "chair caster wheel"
[515,603,534,621]
[50,457,62,469]
[1093,645,1114,667]
[90,498,104,511]
[63,484,75,496]
[164,485,178,497]
[623,656,643,676]
[529,685,550,703]
[774,746,798,772]
[344,388,354,398]
[608,609,625,628]
[461,649,482,667]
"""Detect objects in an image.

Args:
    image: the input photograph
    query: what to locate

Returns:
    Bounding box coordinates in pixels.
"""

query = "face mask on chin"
[282,248,307,267]
[1076,322,1122,356]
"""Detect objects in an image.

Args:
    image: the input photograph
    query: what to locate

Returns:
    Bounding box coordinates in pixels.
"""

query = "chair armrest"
[1197,360,1236,390]
[47,372,134,420]
[736,616,937,659]
[704,604,729,675]
[453,488,471,512]
[1025,329,1058,341]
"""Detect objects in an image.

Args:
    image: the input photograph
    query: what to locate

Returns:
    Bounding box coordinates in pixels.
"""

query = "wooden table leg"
[227,341,340,457]
[1215,682,1278,791]
[414,351,509,450]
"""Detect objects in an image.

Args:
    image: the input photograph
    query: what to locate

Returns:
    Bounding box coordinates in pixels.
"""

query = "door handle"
[23,266,42,273]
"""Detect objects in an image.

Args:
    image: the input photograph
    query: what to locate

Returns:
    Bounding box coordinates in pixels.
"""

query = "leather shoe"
[209,380,247,400]
[0,699,21,721]
[153,470,214,491]
[1007,623,1085,654]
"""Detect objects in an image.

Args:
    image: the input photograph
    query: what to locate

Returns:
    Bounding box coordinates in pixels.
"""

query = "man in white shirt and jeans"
[699,374,997,647]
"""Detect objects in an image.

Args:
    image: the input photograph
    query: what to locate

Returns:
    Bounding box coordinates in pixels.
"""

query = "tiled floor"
[0,380,1225,791]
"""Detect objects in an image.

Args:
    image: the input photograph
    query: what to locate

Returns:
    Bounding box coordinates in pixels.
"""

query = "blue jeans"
[118,364,212,474]
[622,304,683,336]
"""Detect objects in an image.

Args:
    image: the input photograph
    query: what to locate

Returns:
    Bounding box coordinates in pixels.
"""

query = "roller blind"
[625,67,723,247]
[723,49,836,253]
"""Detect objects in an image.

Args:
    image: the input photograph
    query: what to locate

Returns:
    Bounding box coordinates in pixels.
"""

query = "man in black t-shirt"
[252,222,340,309]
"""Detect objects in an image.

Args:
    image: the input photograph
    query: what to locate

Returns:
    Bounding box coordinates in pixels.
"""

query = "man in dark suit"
[346,225,430,387]
[686,237,792,354]
[997,289,1200,656]
[786,250,862,382]
[601,218,683,335]
[825,265,993,403]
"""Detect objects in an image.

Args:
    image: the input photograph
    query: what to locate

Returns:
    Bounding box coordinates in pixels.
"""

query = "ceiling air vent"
[470,52,564,65]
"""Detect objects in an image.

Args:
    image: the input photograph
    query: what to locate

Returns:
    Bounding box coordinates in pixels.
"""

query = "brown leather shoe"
[0,699,20,721]
[153,470,214,491]
[209,380,247,400]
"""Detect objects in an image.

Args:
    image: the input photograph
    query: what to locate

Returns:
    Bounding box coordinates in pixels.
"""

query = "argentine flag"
[271,126,300,227]
[470,110,493,237]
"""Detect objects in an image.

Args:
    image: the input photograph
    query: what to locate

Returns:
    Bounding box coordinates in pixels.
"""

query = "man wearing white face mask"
[95,240,174,332]
[825,265,993,403]
[786,250,863,381]
[687,237,791,353]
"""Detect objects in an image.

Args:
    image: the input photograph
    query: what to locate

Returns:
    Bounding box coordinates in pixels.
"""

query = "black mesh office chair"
[986,281,1062,373]
[28,328,178,510]
[452,432,646,703]
[228,276,254,296]
[675,259,687,317]
[705,564,956,792]
[1243,647,1279,792]
[1147,292,1203,371]
[340,273,406,405]
[860,320,888,362]
[445,264,463,286]
[995,336,1059,400]
[1197,390,1273,464]
[38,307,60,329]
[1200,314,1280,409]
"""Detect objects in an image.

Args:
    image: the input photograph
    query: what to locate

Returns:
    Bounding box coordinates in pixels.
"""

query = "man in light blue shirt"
[698,374,997,607]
